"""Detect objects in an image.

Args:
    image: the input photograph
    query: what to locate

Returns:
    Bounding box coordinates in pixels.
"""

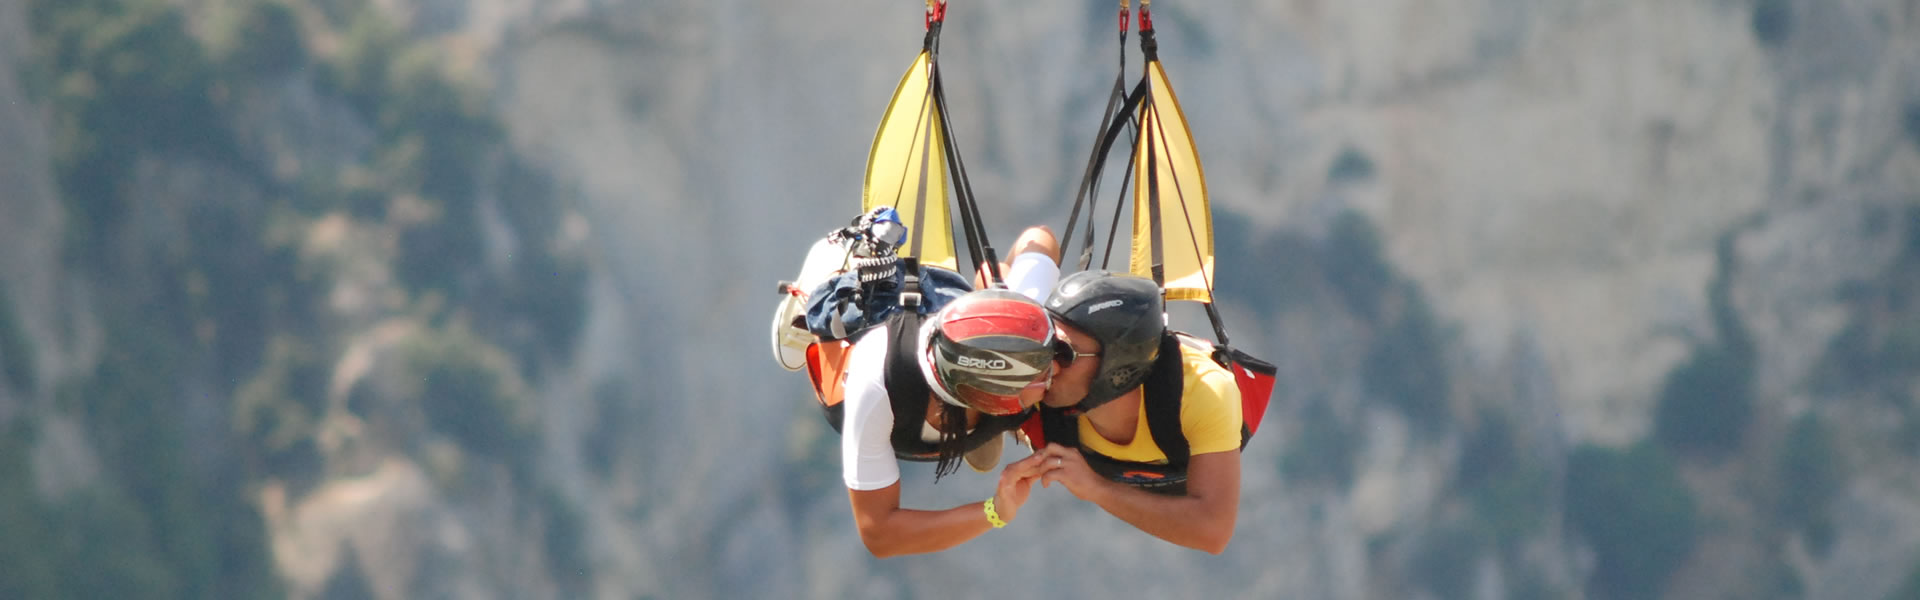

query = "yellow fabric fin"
[863,51,957,272]
[1130,60,1214,303]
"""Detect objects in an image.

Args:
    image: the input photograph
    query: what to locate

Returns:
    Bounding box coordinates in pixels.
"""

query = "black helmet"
[917,289,1057,415]
[1045,271,1165,410]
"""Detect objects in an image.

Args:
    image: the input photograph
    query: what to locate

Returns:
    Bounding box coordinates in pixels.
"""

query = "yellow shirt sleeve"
[1178,344,1244,456]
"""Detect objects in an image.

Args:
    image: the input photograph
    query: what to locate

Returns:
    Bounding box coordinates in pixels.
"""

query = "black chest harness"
[1038,334,1252,495]
[817,265,1028,461]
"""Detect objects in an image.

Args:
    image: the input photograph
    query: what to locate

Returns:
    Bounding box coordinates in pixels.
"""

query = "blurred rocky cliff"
[2,0,1918,598]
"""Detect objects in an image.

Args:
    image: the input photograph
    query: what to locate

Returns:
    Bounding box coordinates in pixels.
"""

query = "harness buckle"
[899,256,923,309]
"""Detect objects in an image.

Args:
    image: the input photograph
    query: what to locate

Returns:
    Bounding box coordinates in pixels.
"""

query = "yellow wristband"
[983,497,1007,529]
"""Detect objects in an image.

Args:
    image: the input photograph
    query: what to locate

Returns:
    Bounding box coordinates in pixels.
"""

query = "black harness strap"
[1038,404,1079,449]
[1064,78,1130,272]
[1065,81,1151,272]
[1143,108,1166,284]
[1139,333,1188,470]
[924,30,1000,285]
[882,311,938,457]
[1063,12,1132,272]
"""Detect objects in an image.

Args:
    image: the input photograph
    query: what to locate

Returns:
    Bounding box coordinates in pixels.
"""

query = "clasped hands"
[989,443,1105,526]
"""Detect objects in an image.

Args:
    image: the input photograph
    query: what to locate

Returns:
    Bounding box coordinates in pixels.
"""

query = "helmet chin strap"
[1061,396,1091,416]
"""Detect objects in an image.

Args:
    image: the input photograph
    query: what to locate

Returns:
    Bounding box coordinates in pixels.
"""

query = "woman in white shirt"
[827,226,1064,557]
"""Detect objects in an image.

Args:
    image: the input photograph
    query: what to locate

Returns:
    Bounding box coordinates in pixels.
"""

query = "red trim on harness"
[806,341,855,408]
[1234,363,1275,435]
[1019,412,1047,448]
[1212,347,1276,436]
[805,343,828,404]
[925,1,946,29]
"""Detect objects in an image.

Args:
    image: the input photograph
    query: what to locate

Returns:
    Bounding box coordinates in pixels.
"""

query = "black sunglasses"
[1052,338,1100,366]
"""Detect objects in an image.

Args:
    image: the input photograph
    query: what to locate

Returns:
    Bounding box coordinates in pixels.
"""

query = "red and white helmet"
[917,289,1055,415]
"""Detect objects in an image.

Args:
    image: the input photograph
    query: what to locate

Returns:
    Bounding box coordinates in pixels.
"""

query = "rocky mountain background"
[2,0,1918,598]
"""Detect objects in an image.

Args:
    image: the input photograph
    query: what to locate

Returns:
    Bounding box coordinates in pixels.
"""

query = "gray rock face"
[4,0,1918,597]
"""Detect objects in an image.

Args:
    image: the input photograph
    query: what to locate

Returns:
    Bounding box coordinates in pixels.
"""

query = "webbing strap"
[1063,8,1133,272]
[1065,80,1150,271]
[918,15,1001,287]
[931,70,1000,284]
[1062,74,1127,272]
[1143,105,1165,284]
[900,257,922,308]
[883,312,935,455]
[1140,334,1188,469]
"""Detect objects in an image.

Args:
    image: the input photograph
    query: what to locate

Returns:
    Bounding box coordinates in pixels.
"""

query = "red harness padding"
[804,340,853,413]
[1216,346,1276,436]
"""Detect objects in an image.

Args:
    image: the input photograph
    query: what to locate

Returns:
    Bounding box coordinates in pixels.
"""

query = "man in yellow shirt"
[1033,271,1243,554]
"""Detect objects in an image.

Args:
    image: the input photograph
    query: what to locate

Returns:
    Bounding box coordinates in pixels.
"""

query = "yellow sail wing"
[863,51,957,272]
[1130,60,1214,302]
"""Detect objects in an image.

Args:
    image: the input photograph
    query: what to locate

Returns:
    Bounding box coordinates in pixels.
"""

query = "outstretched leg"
[1008,225,1062,266]
[1001,226,1063,304]
[977,226,1062,287]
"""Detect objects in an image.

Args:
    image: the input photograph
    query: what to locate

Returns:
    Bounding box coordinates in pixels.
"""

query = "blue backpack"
[803,258,971,341]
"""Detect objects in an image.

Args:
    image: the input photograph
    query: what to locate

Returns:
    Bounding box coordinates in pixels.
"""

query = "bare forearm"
[855,499,995,558]
[1058,451,1240,553]
[1086,481,1236,553]
[849,453,1045,558]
